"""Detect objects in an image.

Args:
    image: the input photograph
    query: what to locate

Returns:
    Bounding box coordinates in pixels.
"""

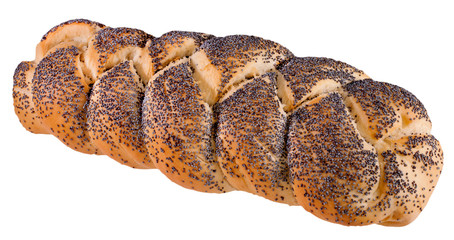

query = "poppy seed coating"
[215,72,297,204]
[13,19,443,227]
[148,31,213,74]
[32,45,98,154]
[13,61,47,133]
[277,57,369,111]
[84,27,154,81]
[142,59,232,193]
[87,60,153,169]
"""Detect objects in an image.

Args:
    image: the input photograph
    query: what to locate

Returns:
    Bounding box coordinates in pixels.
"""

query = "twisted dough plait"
[13,19,443,226]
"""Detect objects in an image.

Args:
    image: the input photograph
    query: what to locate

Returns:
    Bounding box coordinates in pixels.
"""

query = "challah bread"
[13,19,443,226]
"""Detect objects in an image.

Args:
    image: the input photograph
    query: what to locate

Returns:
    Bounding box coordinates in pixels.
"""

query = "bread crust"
[215,72,297,205]
[277,57,369,111]
[36,19,105,61]
[13,61,47,134]
[87,60,154,168]
[191,35,294,105]
[13,19,443,227]
[32,43,98,154]
[84,27,153,82]
[143,58,233,193]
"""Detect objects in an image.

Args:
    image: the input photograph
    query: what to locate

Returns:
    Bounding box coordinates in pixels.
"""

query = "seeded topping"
[149,31,213,73]
[13,19,443,227]
[214,72,296,204]
[202,35,293,65]
[32,45,97,154]
[288,92,380,225]
[343,79,430,141]
[13,62,33,118]
[143,59,232,193]
[13,61,32,89]
[287,89,442,225]
[13,61,47,133]
[90,27,153,75]
[377,134,443,226]
[87,60,152,168]
[278,57,368,109]
[198,35,293,98]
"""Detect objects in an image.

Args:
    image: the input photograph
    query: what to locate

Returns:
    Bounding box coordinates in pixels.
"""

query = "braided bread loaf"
[13,19,443,226]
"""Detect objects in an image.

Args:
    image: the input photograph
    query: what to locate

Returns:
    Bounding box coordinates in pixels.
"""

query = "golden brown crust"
[13,61,47,134]
[36,19,105,61]
[342,79,431,143]
[133,31,213,84]
[288,92,382,225]
[32,44,98,154]
[287,83,442,226]
[148,31,213,73]
[84,27,153,82]
[215,72,297,204]
[143,58,233,193]
[87,61,154,169]
[190,35,293,105]
[377,134,443,226]
[277,57,369,111]
[13,19,443,227]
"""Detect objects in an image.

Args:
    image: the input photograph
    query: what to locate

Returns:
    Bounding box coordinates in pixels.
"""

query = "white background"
[1,0,453,239]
